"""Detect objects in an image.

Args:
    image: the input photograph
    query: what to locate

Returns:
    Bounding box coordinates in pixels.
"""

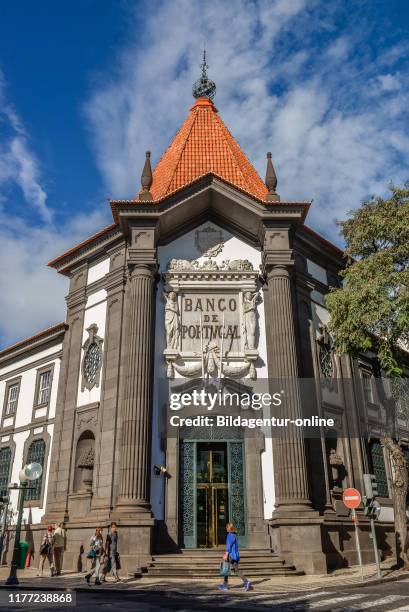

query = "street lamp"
[6,462,43,586]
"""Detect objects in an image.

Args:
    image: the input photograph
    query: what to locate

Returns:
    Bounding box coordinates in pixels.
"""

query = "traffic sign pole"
[352,509,364,582]
[343,488,364,582]
[370,516,382,578]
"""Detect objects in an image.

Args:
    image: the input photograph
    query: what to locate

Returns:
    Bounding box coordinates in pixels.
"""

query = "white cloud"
[0,74,52,223]
[3,0,409,347]
[0,74,110,347]
[84,0,308,198]
[377,73,401,92]
[85,0,409,239]
[0,207,110,347]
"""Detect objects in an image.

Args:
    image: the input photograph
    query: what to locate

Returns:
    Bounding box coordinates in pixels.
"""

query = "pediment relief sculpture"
[164,258,260,381]
[167,258,254,272]
[195,225,225,258]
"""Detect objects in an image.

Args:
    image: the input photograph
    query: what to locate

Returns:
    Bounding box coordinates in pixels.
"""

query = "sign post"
[363,474,382,579]
[343,488,363,582]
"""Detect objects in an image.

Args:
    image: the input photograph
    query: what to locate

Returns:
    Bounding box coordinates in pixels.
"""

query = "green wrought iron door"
[180,439,247,548]
[228,441,247,547]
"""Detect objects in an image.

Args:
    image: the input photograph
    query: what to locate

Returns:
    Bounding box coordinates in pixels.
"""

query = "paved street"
[0,576,408,611]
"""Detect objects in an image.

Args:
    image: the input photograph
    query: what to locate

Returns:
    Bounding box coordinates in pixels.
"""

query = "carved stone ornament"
[77,411,98,429]
[167,259,254,272]
[317,323,335,380]
[77,447,95,470]
[163,258,259,381]
[195,225,225,258]
[81,324,104,392]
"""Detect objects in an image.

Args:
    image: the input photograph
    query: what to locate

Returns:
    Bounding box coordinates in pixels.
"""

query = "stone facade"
[1,95,408,577]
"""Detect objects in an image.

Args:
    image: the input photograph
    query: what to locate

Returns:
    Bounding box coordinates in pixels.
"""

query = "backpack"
[39,541,50,556]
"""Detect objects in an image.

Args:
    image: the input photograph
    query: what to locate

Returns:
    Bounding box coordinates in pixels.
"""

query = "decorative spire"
[192,49,216,100]
[265,152,280,202]
[139,150,153,201]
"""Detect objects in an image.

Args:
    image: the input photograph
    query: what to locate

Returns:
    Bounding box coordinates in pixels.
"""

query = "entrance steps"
[146,549,304,578]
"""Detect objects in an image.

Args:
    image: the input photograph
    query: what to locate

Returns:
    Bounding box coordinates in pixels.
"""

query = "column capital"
[261,223,295,277]
[261,254,294,279]
[128,261,157,279]
[266,263,292,279]
[127,219,159,273]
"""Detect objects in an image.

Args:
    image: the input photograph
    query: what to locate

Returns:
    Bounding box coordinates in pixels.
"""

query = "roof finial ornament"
[265,152,280,202]
[139,150,153,201]
[192,49,216,100]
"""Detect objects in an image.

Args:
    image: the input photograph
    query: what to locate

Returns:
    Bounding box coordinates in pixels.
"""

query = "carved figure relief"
[242,292,258,350]
[164,291,180,350]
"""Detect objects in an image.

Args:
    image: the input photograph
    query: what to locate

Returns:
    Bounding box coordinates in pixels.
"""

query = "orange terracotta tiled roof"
[147,97,268,201]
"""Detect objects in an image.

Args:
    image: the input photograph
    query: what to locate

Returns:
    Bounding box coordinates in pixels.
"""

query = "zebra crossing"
[214,588,409,610]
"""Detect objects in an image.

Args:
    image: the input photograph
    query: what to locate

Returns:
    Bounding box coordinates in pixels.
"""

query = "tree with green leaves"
[326,183,409,567]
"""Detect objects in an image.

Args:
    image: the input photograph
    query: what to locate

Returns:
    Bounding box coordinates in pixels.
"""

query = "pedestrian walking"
[84,528,104,586]
[52,522,67,576]
[218,522,251,592]
[101,522,121,583]
[37,525,55,577]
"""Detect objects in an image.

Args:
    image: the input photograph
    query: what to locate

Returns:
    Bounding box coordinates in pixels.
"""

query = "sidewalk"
[0,562,407,595]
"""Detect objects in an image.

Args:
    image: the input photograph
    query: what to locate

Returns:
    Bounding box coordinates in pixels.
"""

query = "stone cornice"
[0,324,67,367]
[66,287,87,311]
[50,227,125,276]
[294,227,345,270]
[105,267,128,295]
[296,270,328,295]
[0,350,63,381]
[0,416,56,437]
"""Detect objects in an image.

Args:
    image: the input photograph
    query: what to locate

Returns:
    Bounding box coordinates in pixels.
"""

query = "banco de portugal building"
[0,62,406,577]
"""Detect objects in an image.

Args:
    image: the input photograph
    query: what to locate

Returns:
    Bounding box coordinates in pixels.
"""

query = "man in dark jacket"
[101,522,121,582]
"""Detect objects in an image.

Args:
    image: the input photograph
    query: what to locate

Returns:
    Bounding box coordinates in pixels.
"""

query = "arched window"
[0,448,12,497]
[25,439,45,501]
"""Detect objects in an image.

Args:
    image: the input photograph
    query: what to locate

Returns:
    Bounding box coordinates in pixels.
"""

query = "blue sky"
[1,0,409,347]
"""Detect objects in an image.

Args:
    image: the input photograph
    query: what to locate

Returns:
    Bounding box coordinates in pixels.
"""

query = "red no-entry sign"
[343,487,361,509]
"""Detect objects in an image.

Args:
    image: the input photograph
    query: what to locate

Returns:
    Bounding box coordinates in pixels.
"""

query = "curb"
[0,571,408,597]
[324,570,409,592]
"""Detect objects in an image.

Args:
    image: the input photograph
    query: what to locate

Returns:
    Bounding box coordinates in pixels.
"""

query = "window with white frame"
[5,383,19,415]
[0,447,12,497]
[25,439,45,501]
[37,370,51,406]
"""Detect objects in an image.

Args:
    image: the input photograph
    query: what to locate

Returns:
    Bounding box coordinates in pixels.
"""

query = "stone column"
[91,244,127,515]
[116,261,156,513]
[265,263,312,514]
[262,226,326,574]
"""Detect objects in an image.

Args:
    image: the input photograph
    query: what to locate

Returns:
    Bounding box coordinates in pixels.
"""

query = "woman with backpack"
[84,527,104,586]
[37,525,55,577]
[218,523,251,592]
